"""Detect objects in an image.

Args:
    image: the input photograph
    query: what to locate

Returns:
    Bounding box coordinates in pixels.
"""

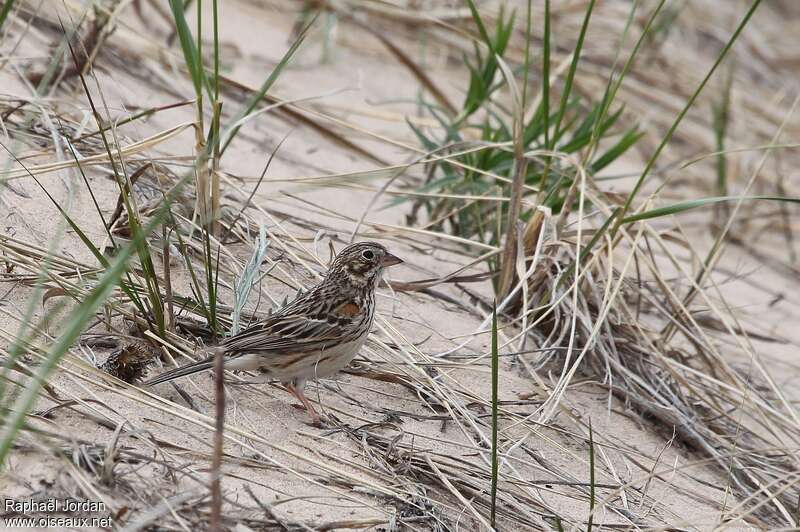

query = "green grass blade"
[172,222,212,326]
[71,100,194,143]
[614,0,762,231]
[550,0,595,148]
[2,135,153,319]
[62,36,162,323]
[0,254,56,405]
[463,0,495,52]
[542,0,550,149]
[459,1,513,123]
[589,1,663,149]
[591,129,644,173]
[168,0,212,101]
[587,420,596,532]
[490,301,499,529]
[0,0,15,32]
[712,65,734,195]
[231,226,269,336]
[212,0,220,101]
[621,195,800,224]
[220,13,317,155]
[0,188,183,467]
[0,141,111,270]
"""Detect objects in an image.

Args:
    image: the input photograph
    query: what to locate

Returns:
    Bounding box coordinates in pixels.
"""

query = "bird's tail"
[143,347,223,386]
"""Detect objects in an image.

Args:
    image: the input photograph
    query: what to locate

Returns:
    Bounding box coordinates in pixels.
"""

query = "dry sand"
[2,1,800,531]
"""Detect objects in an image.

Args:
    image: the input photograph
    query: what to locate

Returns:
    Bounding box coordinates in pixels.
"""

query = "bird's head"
[327,242,403,288]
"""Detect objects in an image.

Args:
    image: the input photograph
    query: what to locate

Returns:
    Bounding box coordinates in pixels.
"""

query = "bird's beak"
[381,252,403,267]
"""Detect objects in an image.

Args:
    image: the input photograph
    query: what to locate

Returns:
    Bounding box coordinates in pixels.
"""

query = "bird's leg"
[284,381,322,426]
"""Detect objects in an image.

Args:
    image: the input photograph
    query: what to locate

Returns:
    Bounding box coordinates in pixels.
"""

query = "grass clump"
[405,1,642,282]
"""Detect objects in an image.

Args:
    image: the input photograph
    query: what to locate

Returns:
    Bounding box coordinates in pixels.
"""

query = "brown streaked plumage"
[144,242,402,425]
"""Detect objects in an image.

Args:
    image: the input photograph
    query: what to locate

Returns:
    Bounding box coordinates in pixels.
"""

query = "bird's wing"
[222,290,367,355]
[223,314,347,353]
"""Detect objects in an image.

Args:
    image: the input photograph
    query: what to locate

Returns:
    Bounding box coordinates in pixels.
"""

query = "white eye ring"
[362,249,375,260]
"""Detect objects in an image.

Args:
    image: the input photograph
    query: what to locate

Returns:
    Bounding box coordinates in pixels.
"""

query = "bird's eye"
[362,249,375,260]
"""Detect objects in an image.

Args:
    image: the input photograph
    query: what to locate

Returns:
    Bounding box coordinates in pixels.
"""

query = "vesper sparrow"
[144,242,403,425]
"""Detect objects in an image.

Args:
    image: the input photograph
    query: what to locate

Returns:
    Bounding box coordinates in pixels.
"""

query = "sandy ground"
[1,1,800,531]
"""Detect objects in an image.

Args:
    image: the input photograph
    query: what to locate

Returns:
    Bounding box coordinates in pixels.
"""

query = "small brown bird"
[144,242,403,425]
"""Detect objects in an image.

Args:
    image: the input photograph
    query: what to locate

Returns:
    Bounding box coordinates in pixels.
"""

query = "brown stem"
[161,221,175,333]
[210,347,225,531]
[497,156,528,300]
